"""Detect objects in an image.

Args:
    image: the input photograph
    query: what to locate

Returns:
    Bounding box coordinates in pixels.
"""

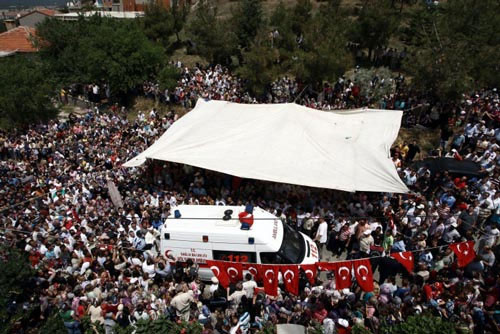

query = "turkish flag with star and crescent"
[332,261,352,290]
[353,259,374,292]
[279,265,299,296]
[449,241,476,267]
[206,260,230,288]
[261,265,279,296]
[391,251,415,273]
[300,264,317,285]
[222,261,244,284]
[241,263,262,282]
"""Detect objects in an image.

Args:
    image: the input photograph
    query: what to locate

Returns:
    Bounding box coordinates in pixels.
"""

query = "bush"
[381,314,456,334]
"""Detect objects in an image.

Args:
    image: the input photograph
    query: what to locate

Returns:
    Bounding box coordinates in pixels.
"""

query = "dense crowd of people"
[137,62,427,117]
[1,67,500,334]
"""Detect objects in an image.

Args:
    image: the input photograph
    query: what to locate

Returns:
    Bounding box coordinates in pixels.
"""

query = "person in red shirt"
[337,318,351,334]
[454,176,467,189]
[423,281,444,301]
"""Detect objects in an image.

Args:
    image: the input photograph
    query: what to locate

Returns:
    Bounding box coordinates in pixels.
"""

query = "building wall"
[122,0,136,11]
[121,0,179,11]
[18,12,48,28]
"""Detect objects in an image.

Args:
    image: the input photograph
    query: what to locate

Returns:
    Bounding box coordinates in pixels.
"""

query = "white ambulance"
[160,205,319,280]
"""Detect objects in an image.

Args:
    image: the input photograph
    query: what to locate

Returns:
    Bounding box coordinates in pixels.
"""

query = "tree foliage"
[237,31,279,97]
[403,0,500,101]
[0,56,57,129]
[170,0,190,43]
[141,0,175,48]
[36,15,165,97]
[292,1,354,86]
[351,0,400,60]
[158,64,181,91]
[0,245,37,333]
[232,0,264,49]
[186,0,237,65]
[381,313,456,334]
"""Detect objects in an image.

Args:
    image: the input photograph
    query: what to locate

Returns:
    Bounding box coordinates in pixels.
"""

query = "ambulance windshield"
[260,222,305,264]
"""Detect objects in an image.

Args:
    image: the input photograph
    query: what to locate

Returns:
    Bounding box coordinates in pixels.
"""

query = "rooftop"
[162,205,283,247]
[55,11,144,20]
[0,26,37,53]
[18,8,59,19]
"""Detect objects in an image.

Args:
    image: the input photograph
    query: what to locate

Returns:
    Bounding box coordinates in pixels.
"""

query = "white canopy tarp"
[124,99,408,193]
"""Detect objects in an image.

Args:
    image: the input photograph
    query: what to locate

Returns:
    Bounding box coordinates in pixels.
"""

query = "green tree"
[403,0,499,101]
[232,0,264,49]
[291,0,313,36]
[0,56,57,128]
[292,2,354,87]
[36,15,164,100]
[0,245,37,333]
[269,1,299,66]
[237,31,278,97]
[381,314,456,334]
[141,0,175,48]
[158,64,181,91]
[351,0,400,61]
[171,0,190,44]
[186,0,237,65]
[39,311,66,334]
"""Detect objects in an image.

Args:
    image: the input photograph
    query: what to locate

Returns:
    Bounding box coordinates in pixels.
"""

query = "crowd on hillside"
[1,78,500,334]
[137,62,430,118]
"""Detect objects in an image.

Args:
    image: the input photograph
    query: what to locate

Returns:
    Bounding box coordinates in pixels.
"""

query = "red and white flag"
[316,262,337,271]
[261,265,279,296]
[353,259,374,292]
[222,262,244,284]
[332,261,352,290]
[300,264,317,285]
[450,241,476,267]
[280,265,299,296]
[391,251,414,273]
[206,260,230,288]
[242,263,262,282]
[238,211,254,227]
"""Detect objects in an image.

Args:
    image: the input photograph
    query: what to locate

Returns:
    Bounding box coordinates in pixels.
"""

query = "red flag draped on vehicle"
[261,265,279,296]
[300,264,317,285]
[206,260,230,288]
[332,261,352,290]
[280,265,299,296]
[241,263,262,282]
[353,259,374,292]
[450,241,476,267]
[222,261,244,283]
[391,251,415,273]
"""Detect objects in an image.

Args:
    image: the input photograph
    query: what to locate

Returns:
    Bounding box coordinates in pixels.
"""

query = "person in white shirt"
[479,223,500,249]
[443,225,461,244]
[242,274,257,299]
[314,218,329,260]
[227,283,246,309]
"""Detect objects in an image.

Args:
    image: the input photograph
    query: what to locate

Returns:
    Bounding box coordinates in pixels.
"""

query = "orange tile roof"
[0,26,37,53]
[36,8,58,16]
[18,8,59,19]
